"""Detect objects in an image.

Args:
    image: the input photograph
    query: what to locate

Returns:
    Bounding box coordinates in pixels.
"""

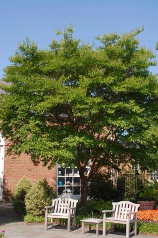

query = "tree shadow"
[0,202,21,225]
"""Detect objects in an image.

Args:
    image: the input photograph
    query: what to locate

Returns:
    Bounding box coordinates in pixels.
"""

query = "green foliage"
[115,177,125,201]
[153,180,158,205]
[124,170,146,202]
[12,177,32,217]
[88,170,116,201]
[124,172,158,203]
[113,221,158,235]
[138,221,158,235]
[0,26,158,204]
[124,170,137,201]
[0,230,5,238]
[138,181,158,202]
[24,214,45,223]
[76,199,112,225]
[25,179,55,216]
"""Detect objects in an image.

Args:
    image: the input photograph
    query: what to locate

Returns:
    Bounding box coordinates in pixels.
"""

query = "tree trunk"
[79,167,88,206]
[79,159,96,206]
[80,174,88,206]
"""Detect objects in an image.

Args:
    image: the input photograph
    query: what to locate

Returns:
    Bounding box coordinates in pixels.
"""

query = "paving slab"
[0,202,157,238]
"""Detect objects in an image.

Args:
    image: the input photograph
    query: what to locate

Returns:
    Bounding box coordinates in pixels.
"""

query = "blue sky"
[0,0,158,78]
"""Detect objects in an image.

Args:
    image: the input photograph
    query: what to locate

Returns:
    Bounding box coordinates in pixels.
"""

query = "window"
[57,164,89,199]
[57,165,81,199]
[151,170,158,181]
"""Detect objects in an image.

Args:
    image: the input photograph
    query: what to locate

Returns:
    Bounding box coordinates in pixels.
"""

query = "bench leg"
[103,215,106,236]
[134,220,137,236]
[72,215,75,228]
[45,214,47,230]
[111,223,114,232]
[68,215,71,232]
[89,224,91,232]
[96,224,99,236]
[82,222,84,234]
[51,218,53,227]
[126,222,130,238]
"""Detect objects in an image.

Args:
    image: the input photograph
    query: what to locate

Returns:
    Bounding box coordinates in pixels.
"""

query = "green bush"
[24,214,45,223]
[88,171,116,201]
[108,222,158,235]
[76,199,112,225]
[12,177,32,217]
[124,170,146,202]
[115,177,125,201]
[138,221,158,235]
[25,179,56,216]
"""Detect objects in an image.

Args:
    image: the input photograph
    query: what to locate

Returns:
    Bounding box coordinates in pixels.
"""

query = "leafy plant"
[138,221,158,235]
[76,199,112,225]
[12,177,32,217]
[138,183,156,201]
[124,170,137,202]
[124,170,146,202]
[24,214,45,223]
[88,170,116,201]
[25,179,56,216]
[0,231,5,238]
[153,180,158,205]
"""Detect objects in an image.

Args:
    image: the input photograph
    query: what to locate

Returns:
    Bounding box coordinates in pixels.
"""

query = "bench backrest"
[52,198,78,214]
[112,201,140,219]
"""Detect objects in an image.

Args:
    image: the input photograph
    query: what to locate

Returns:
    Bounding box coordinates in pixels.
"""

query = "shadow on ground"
[0,202,21,225]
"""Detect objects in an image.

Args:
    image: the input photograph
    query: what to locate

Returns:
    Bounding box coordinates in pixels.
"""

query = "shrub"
[138,221,158,235]
[76,199,112,225]
[25,179,56,216]
[24,214,45,223]
[12,177,32,217]
[124,170,146,202]
[115,177,125,201]
[88,170,116,201]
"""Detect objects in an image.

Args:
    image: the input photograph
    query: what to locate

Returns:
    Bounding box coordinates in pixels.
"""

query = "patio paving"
[0,202,157,238]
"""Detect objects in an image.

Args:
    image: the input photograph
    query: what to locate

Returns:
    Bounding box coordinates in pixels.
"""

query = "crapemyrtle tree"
[0,26,158,205]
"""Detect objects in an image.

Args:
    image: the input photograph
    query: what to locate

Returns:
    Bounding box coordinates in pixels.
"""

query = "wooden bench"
[45,198,78,232]
[102,201,140,238]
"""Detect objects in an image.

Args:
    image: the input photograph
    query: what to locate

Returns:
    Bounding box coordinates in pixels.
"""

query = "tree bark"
[80,172,88,206]
[79,159,96,206]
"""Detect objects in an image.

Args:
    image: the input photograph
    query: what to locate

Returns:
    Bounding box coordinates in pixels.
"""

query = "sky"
[0,0,158,78]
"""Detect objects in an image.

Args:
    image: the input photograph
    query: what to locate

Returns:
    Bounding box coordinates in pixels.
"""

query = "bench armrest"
[102,210,115,219]
[126,211,137,219]
[102,210,115,214]
[45,206,55,214]
[128,212,137,215]
[45,206,54,209]
[128,211,137,216]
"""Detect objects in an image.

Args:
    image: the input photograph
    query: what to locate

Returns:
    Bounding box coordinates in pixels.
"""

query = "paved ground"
[0,202,157,238]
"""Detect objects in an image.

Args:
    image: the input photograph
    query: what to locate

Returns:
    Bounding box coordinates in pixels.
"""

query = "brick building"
[0,133,56,201]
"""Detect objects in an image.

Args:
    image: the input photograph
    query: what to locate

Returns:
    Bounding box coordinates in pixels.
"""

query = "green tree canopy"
[0,26,158,205]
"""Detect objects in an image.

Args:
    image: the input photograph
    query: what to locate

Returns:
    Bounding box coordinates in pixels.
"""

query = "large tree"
[0,27,158,205]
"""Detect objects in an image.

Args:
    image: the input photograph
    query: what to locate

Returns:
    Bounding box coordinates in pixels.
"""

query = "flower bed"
[138,209,158,222]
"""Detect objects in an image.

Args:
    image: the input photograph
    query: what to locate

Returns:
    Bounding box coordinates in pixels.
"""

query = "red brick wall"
[3,143,56,201]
